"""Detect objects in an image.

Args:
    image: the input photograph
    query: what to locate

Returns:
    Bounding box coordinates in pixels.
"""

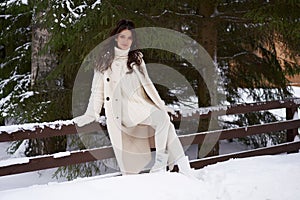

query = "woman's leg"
[140,108,199,178]
[165,121,185,163]
[140,109,170,154]
[165,124,200,178]
[140,108,185,172]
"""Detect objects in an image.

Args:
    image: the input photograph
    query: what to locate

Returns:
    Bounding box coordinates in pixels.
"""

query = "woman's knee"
[152,108,169,120]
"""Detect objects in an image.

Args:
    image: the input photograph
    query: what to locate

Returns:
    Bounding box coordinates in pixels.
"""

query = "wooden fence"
[0,98,300,176]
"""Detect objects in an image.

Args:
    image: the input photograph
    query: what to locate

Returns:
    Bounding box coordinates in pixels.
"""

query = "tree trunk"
[31,26,57,86]
[197,1,219,158]
[29,13,66,156]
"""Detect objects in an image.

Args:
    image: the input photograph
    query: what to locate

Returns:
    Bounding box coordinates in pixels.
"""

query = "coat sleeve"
[73,69,104,127]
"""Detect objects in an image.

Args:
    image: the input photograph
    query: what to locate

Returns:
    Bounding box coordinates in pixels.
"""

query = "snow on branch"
[0,0,28,7]
[57,0,101,27]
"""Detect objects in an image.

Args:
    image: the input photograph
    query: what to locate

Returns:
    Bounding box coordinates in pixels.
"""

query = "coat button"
[106,97,110,101]
[106,78,110,82]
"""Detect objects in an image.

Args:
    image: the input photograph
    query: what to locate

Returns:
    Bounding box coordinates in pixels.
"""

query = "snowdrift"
[0,152,299,200]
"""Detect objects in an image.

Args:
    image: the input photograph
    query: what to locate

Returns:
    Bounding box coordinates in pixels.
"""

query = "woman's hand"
[164,106,177,116]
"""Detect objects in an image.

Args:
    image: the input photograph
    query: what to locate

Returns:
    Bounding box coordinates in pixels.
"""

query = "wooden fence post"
[286,102,299,153]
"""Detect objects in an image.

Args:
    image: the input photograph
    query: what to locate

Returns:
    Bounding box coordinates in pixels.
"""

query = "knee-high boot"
[150,152,169,173]
[176,156,201,180]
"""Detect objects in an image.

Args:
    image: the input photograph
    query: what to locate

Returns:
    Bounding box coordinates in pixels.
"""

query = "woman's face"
[115,29,133,50]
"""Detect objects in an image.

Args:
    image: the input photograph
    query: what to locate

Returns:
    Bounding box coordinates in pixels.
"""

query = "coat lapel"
[133,63,165,111]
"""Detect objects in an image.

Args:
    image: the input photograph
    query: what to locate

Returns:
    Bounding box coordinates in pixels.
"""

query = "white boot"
[176,156,201,180]
[150,153,168,173]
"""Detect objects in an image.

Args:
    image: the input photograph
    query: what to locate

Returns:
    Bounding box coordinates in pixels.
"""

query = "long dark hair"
[96,19,143,74]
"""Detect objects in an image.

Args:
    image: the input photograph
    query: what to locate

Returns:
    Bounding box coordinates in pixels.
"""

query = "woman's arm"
[73,69,104,127]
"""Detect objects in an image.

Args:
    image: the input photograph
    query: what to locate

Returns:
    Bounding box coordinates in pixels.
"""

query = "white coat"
[74,47,175,174]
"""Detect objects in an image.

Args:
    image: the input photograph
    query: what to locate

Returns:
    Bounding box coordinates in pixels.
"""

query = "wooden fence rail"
[0,98,300,177]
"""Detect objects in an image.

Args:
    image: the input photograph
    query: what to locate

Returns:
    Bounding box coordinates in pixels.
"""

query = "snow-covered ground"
[0,152,299,200]
[0,140,249,192]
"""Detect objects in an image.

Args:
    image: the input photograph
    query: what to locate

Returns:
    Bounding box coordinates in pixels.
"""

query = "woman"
[74,19,197,178]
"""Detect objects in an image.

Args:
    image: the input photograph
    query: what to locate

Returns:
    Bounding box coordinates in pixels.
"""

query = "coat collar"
[114,46,130,59]
[104,47,130,76]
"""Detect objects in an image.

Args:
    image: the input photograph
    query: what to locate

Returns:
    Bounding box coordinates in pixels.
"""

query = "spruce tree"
[0,0,32,125]
[1,0,299,179]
